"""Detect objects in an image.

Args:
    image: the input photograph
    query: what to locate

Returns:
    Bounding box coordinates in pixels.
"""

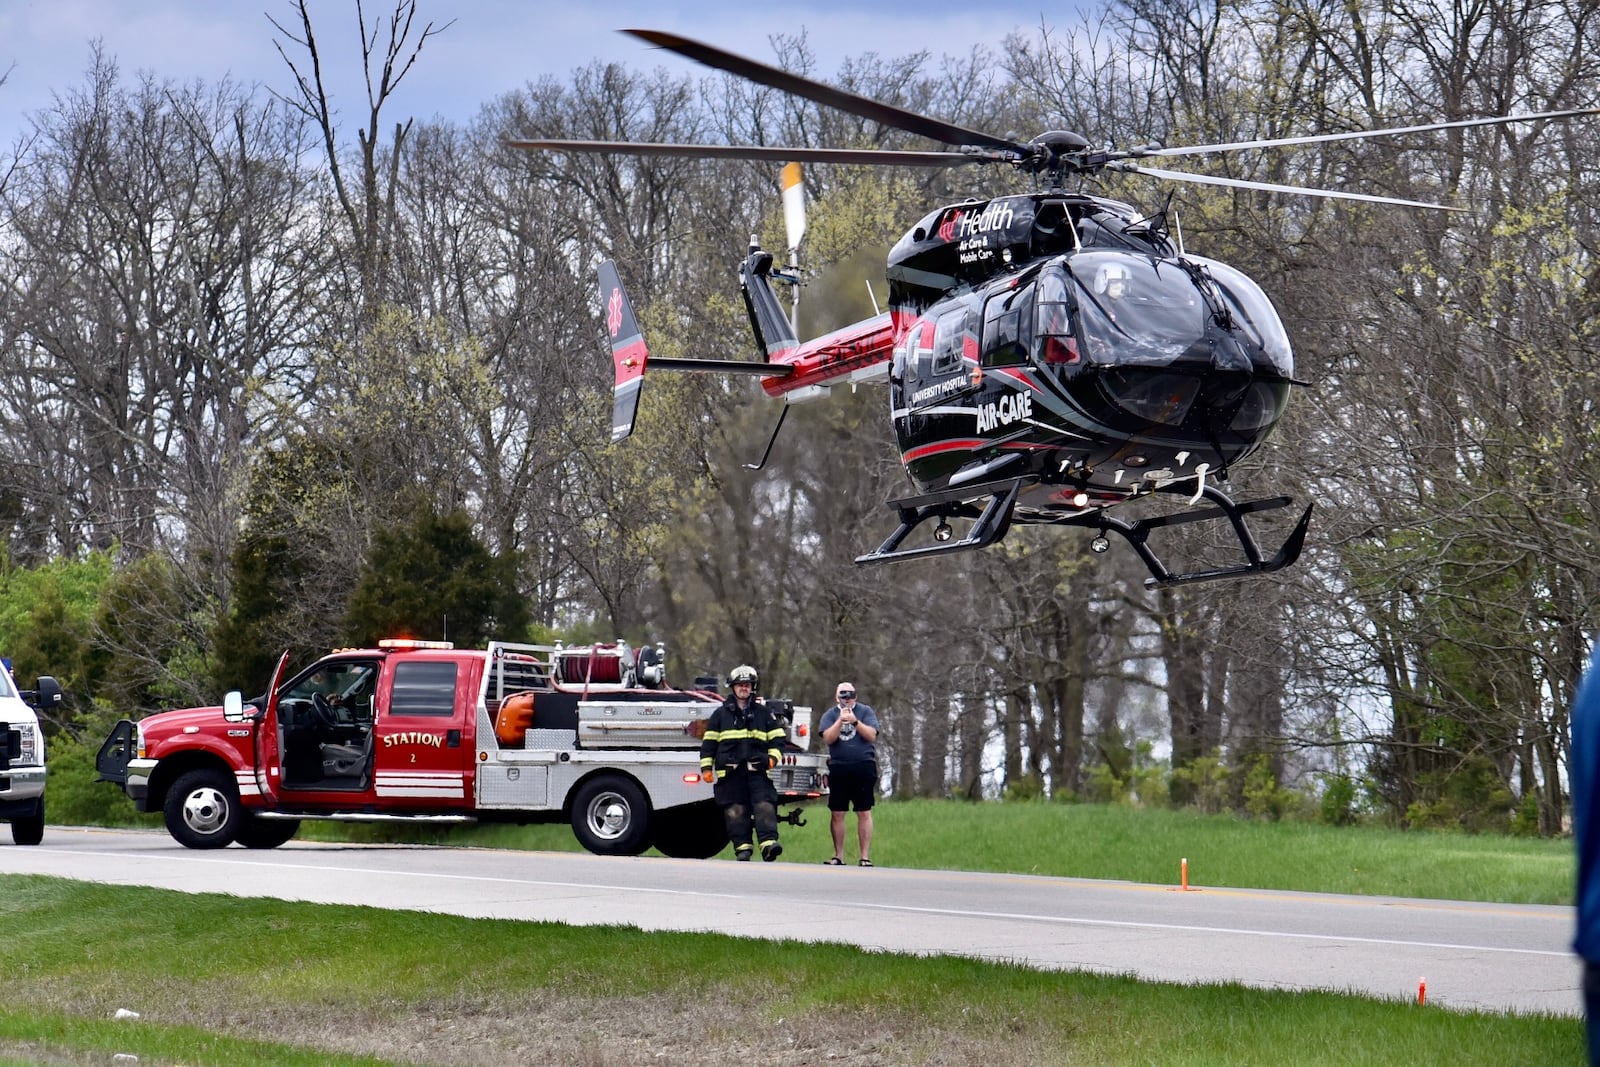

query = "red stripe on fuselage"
[760,311,900,397]
[902,438,987,463]
[992,366,1045,393]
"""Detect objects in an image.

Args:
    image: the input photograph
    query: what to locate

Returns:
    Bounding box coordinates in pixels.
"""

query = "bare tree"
[269,0,452,314]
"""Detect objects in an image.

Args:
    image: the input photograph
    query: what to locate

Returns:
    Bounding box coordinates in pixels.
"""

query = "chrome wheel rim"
[181,787,231,837]
[585,791,631,841]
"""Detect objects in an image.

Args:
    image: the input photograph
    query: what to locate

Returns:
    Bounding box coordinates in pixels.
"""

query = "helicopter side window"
[891,320,931,408]
[982,284,1031,366]
[910,322,936,382]
[929,307,970,377]
[1034,271,1078,367]
[891,321,920,384]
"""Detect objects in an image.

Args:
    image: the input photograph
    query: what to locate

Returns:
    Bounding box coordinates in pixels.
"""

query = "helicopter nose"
[1192,368,1253,430]
[1195,367,1290,439]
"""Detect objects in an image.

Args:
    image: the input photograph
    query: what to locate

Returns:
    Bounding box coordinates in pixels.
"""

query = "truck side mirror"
[223,691,244,722]
[23,676,62,710]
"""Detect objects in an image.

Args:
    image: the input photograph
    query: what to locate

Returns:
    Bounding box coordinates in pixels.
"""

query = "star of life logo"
[607,287,624,337]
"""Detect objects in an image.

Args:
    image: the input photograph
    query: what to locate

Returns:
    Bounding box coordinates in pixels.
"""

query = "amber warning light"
[378,638,455,650]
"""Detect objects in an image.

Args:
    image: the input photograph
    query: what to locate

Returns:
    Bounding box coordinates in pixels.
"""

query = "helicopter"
[513,29,1599,588]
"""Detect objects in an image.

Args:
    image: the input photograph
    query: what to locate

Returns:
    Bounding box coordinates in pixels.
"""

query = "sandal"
[858,859,874,867]
[824,857,844,866]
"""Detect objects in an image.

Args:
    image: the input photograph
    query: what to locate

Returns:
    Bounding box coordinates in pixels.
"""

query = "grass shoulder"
[0,875,1580,1066]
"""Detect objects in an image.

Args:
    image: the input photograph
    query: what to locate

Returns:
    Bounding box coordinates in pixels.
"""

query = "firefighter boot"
[761,840,783,862]
[735,844,754,861]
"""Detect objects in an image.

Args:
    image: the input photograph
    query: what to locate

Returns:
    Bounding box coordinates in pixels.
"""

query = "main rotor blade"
[509,138,985,167]
[1131,106,1600,159]
[625,28,1025,155]
[1112,162,1463,211]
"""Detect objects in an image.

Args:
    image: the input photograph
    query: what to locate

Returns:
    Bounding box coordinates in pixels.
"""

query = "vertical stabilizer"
[599,261,649,443]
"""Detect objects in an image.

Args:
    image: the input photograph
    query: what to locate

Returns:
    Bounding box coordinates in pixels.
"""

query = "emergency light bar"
[378,639,455,650]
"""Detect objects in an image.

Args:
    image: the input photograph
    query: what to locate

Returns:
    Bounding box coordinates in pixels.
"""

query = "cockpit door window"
[982,283,1030,367]
[928,306,970,377]
[1034,270,1079,368]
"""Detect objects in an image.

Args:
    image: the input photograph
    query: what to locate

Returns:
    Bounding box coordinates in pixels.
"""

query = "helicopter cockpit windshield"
[1067,252,1206,367]
[1186,255,1294,377]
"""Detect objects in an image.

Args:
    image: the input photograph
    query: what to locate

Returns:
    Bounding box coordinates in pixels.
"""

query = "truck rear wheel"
[165,768,241,849]
[571,775,652,856]
[236,812,300,849]
[10,798,43,846]
[651,801,729,859]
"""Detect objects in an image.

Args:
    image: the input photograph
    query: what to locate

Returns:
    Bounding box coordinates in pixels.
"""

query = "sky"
[0,0,1093,141]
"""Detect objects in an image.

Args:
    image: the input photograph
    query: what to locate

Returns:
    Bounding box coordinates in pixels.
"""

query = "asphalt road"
[2,826,1579,1017]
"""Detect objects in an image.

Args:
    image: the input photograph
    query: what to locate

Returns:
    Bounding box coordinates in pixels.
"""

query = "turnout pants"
[714,763,779,854]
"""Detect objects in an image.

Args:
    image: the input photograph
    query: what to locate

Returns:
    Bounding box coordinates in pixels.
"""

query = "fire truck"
[95,639,827,857]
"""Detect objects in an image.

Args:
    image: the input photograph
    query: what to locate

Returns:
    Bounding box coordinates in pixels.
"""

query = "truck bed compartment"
[575,701,710,749]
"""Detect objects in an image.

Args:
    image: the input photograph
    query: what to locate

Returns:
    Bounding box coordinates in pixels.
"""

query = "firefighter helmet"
[727,664,759,688]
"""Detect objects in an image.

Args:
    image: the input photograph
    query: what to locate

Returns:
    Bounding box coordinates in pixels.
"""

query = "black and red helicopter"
[514,29,1597,588]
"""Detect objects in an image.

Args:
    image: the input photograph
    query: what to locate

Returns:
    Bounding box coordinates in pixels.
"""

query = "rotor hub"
[1024,130,1093,180]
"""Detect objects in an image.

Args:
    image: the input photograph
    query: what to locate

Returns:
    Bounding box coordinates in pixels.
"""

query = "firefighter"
[700,664,785,861]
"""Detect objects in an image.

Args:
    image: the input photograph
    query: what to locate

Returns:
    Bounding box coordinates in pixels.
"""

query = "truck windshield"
[0,668,14,700]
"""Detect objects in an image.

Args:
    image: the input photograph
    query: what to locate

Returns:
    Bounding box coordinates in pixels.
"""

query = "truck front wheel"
[165,769,241,849]
[571,775,652,856]
[10,798,43,846]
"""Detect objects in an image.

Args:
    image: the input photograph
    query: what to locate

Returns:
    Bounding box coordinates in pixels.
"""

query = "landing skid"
[856,478,1312,588]
[854,480,1020,565]
[1054,484,1313,588]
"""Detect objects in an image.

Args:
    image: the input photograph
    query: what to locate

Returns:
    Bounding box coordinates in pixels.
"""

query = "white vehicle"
[0,659,62,846]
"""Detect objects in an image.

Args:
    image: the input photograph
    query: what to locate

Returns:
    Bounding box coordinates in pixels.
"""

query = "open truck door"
[248,650,292,805]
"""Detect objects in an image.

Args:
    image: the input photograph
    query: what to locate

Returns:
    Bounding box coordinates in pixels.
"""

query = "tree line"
[2,0,1598,834]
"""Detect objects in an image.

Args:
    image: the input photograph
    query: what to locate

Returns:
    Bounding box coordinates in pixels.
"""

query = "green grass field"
[9,798,1582,1064]
[0,874,1582,1066]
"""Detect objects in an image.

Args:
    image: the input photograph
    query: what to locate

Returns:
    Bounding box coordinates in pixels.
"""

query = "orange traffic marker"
[1418,977,1426,1005]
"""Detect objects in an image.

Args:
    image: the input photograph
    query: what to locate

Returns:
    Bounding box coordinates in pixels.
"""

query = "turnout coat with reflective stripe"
[699,695,785,773]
